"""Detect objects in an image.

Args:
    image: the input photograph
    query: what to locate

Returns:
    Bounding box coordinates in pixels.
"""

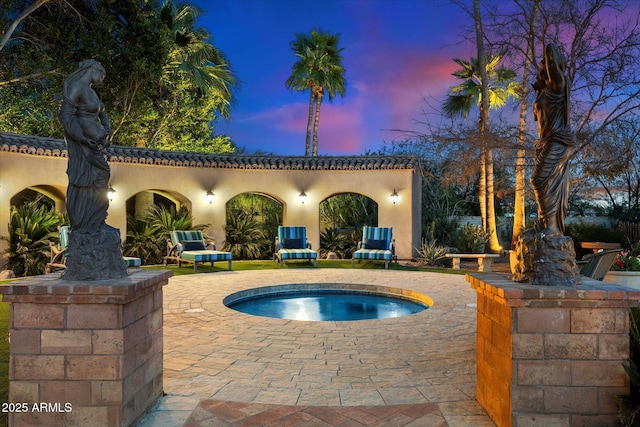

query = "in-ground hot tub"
[223,283,432,321]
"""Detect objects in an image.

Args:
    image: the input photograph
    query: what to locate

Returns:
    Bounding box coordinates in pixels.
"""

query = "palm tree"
[159,0,237,118]
[442,52,520,252]
[286,29,346,156]
[512,0,540,250]
[442,54,520,121]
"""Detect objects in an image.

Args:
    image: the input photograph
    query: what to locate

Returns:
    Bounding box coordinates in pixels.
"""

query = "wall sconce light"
[205,190,215,204]
[299,190,308,204]
[390,189,399,204]
[107,186,116,202]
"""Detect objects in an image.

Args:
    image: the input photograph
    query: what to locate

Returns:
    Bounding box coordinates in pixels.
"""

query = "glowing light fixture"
[107,186,116,202]
[299,190,308,204]
[390,189,399,204]
[205,190,215,204]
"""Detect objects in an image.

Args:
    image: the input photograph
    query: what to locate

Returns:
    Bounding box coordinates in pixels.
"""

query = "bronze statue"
[59,59,112,230]
[58,60,127,280]
[531,43,575,237]
[510,43,581,285]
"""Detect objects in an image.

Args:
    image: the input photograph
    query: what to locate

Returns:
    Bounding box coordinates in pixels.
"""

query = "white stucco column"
[194,192,227,249]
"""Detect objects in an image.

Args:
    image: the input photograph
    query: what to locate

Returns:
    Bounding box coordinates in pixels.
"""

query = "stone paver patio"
[137,268,495,426]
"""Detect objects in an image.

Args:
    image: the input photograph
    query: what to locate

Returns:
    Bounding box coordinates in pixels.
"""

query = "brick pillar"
[468,273,640,427]
[0,270,171,427]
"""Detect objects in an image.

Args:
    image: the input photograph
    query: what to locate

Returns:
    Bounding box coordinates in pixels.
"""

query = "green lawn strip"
[142,259,468,275]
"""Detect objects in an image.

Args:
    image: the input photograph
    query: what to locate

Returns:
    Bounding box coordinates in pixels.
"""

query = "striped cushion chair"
[276,226,318,267]
[166,230,232,272]
[45,226,141,273]
[351,226,395,269]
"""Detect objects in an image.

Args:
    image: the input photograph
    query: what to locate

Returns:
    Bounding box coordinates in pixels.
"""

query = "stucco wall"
[0,147,422,269]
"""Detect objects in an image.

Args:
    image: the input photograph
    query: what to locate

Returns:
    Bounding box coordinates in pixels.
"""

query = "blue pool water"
[226,291,429,321]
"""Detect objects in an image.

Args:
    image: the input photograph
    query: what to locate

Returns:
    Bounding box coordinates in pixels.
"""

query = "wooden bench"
[581,241,622,253]
[445,253,500,272]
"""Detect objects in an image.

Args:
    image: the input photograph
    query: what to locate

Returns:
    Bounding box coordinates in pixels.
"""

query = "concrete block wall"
[0,270,171,427]
[469,274,640,427]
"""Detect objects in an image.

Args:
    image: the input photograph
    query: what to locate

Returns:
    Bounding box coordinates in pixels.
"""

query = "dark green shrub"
[222,210,267,259]
[319,227,348,258]
[455,224,491,253]
[343,227,362,259]
[123,215,164,265]
[425,217,459,248]
[123,205,208,264]
[2,197,65,276]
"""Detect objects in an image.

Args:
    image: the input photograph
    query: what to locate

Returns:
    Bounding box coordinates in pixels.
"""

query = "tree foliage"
[0,0,238,153]
[442,49,520,251]
[411,0,640,237]
[319,193,377,230]
[483,0,640,220]
[442,54,520,119]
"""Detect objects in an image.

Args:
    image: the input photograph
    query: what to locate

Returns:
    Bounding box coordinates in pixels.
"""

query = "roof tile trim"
[0,132,420,171]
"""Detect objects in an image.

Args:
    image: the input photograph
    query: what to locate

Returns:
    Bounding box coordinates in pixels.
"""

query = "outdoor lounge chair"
[275,226,318,267]
[578,249,620,281]
[45,225,141,273]
[351,226,395,269]
[165,230,232,272]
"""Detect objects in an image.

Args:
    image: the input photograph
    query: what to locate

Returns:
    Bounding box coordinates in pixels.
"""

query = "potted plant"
[603,245,640,288]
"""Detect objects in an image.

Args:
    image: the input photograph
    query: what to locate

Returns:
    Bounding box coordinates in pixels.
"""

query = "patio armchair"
[45,225,141,273]
[351,226,396,269]
[165,230,232,272]
[275,226,318,267]
[578,249,620,281]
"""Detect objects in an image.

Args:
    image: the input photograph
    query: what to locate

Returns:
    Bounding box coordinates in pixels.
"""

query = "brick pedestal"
[0,270,171,427]
[467,273,640,427]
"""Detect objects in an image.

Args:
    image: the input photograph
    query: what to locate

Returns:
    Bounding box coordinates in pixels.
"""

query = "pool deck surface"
[137,267,497,426]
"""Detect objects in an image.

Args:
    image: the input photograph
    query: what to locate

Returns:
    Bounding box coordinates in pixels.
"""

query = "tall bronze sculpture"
[511,43,581,285]
[59,59,128,280]
[531,43,574,238]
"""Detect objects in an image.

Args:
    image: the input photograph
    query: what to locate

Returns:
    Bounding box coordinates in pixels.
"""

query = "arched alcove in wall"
[10,186,66,213]
[126,190,191,218]
[317,192,378,259]
[224,192,284,260]
[320,192,378,229]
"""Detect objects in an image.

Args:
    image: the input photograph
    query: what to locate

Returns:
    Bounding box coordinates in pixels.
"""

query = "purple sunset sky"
[189,0,475,155]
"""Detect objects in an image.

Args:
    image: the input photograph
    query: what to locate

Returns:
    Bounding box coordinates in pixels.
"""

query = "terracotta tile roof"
[0,132,420,171]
